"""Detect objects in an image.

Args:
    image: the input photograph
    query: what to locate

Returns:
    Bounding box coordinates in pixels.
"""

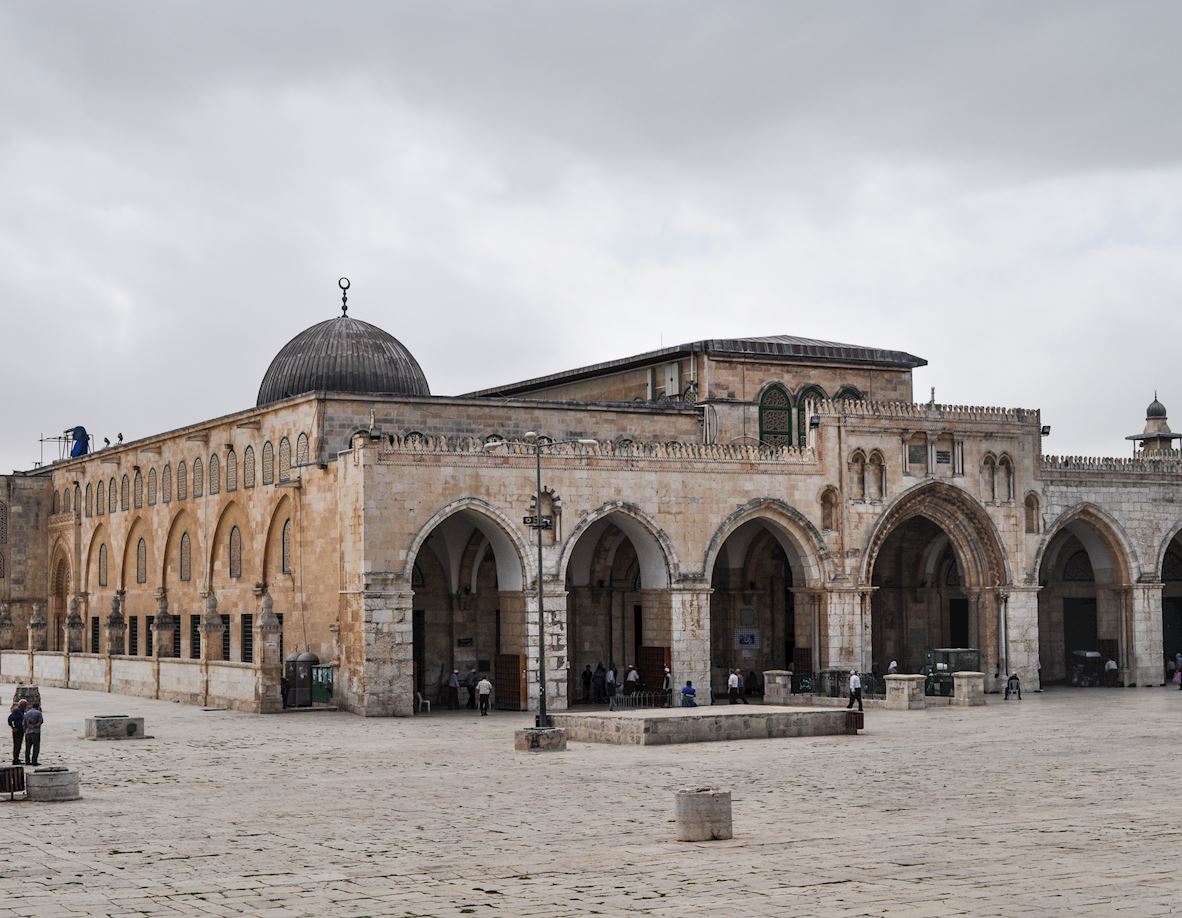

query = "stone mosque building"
[3,287,1182,716]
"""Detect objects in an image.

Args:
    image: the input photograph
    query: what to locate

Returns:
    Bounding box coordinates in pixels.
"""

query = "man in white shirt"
[476,675,493,715]
[846,670,863,712]
[727,669,747,704]
[624,665,640,695]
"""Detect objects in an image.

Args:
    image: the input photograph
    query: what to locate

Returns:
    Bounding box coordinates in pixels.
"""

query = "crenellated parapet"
[810,398,1040,426]
[1042,453,1182,475]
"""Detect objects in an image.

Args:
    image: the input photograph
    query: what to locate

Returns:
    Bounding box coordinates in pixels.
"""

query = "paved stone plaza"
[0,687,1179,917]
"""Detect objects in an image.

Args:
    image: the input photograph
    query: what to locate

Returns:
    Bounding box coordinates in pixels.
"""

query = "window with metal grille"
[281,518,292,574]
[134,470,143,508]
[146,615,154,656]
[208,454,220,495]
[85,483,93,517]
[190,614,201,659]
[53,491,59,515]
[121,474,130,511]
[96,482,104,516]
[221,614,230,660]
[63,489,71,514]
[243,445,255,488]
[241,614,253,663]
[90,617,100,653]
[192,458,203,497]
[109,477,117,513]
[147,468,157,505]
[758,385,793,448]
[98,544,108,587]
[0,551,5,579]
[129,616,139,655]
[0,502,6,543]
[276,612,284,659]
[226,449,237,491]
[136,538,147,584]
[74,484,81,513]
[176,461,187,500]
[296,432,309,466]
[229,525,242,578]
[173,622,181,657]
[262,442,274,484]
[179,532,191,582]
[162,464,172,503]
[278,437,291,482]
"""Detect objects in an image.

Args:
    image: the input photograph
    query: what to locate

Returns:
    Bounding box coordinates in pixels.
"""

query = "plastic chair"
[416,691,431,714]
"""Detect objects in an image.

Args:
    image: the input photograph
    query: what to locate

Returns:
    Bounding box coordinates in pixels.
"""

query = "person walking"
[728,669,747,704]
[624,665,640,695]
[465,669,478,709]
[680,680,698,707]
[21,702,44,766]
[476,675,493,715]
[581,665,593,702]
[447,670,461,710]
[662,667,673,706]
[605,665,617,699]
[8,701,25,766]
[846,670,863,712]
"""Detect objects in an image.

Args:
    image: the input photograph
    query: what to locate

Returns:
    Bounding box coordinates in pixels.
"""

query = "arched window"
[982,455,997,502]
[262,442,274,485]
[834,385,865,402]
[52,491,60,515]
[133,470,143,508]
[96,481,105,516]
[176,461,187,501]
[796,385,827,447]
[1063,550,1094,582]
[849,450,866,501]
[0,552,4,579]
[109,477,118,514]
[278,437,292,482]
[192,458,203,498]
[121,474,130,511]
[73,484,81,515]
[1024,493,1040,534]
[179,532,192,582]
[867,451,885,501]
[85,483,93,518]
[821,488,838,531]
[243,446,255,488]
[998,455,1014,501]
[281,518,293,574]
[758,385,792,448]
[226,449,237,492]
[0,502,6,544]
[162,464,172,504]
[296,432,310,466]
[147,468,157,506]
[62,489,71,514]
[229,525,242,579]
[208,454,220,496]
[98,543,108,588]
[136,538,147,584]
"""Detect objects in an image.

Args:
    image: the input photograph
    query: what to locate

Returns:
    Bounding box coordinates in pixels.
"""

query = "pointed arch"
[702,497,832,589]
[1033,503,1138,587]
[133,470,143,508]
[796,384,827,447]
[161,508,200,588]
[147,467,157,505]
[296,432,310,466]
[120,517,153,589]
[162,463,172,504]
[208,500,252,586]
[176,460,187,500]
[560,501,678,589]
[226,448,238,492]
[757,383,793,448]
[208,453,220,496]
[192,457,203,498]
[263,493,296,582]
[85,525,109,592]
[403,498,531,592]
[262,441,274,485]
[243,445,256,488]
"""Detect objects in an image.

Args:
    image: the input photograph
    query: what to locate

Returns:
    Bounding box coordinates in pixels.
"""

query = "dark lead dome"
[1147,396,1168,419]
[257,315,430,406]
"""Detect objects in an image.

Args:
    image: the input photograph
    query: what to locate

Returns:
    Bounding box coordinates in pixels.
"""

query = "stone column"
[524,586,569,713]
[822,589,860,673]
[199,591,225,662]
[668,586,712,704]
[105,592,126,655]
[1003,587,1040,690]
[1129,583,1165,687]
[27,602,48,652]
[0,603,13,649]
[253,589,284,713]
[353,576,415,717]
[153,589,175,658]
[65,596,84,652]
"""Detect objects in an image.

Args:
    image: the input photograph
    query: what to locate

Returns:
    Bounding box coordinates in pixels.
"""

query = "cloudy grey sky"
[2,2,1181,472]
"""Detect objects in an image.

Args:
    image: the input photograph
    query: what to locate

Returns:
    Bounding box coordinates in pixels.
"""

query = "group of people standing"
[580,662,654,702]
[7,699,43,766]
[445,670,494,714]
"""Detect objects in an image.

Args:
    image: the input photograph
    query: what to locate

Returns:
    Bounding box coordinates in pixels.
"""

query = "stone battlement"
[811,399,1039,425]
[1042,453,1182,474]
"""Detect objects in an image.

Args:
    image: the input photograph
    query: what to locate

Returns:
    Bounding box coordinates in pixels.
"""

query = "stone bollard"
[952,671,986,706]
[675,787,733,841]
[762,670,792,705]
[83,715,148,740]
[25,767,81,802]
[884,675,926,710]
[513,727,567,752]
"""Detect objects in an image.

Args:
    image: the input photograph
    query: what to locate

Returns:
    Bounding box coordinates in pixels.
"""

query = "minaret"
[1126,394,1181,454]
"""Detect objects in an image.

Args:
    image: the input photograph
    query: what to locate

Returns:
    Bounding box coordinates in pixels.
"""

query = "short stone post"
[105,593,126,656]
[884,674,927,710]
[153,590,175,658]
[952,671,985,706]
[65,597,84,653]
[254,589,284,713]
[25,767,82,801]
[762,670,792,705]
[674,787,733,841]
[27,603,48,652]
[0,603,13,649]
[200,592,225,662]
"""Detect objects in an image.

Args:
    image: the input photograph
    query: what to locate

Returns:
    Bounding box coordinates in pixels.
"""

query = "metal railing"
[608,690,674,711]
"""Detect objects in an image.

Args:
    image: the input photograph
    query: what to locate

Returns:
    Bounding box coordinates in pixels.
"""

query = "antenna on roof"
[339,277,350,316]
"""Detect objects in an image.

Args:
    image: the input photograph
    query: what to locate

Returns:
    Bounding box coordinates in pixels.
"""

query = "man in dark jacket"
[7,701,25,766]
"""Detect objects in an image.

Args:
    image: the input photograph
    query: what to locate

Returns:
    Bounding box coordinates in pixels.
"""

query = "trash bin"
[284,651,318,707]
[311,664,334,704]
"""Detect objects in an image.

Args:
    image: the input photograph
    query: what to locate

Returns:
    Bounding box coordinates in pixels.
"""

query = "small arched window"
[867,451,885,501]
[136,538,147,584]
[834,385,865,402]
[96,481,105,516]
[296,432,310,466]
[63,489,71,515]
[998,455,1014,501]
[192,458,203,498]
[1024,494,1040,534]
[73,484,81,515]
[179,532,192,582]
[849,450,867,501]
[229,525,242,579]
[226,449,237,492]
[162,464,172,504]
[821,487,839,531]
[281,518,292,574]
[982,455,997,502]
[278,437,292,482]
[133,470,143,508]
[147,468,157,505]
[262,442,275,485]
[121,474,130,511]
[109,477,118,514]
[758,385,792,448]
[243,446,256,488]
[176,461,187,501]
[208,454,220,496]
[796,385,827,447]
[52,491,60,515]
[85,483,93,518]
[98,543,108,588]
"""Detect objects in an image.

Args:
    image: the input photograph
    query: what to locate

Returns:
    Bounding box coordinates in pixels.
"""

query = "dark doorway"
[949,598,970,647]
[1063,598,1099,655]
[632,604,643,670]
[1164,598,1182,664]
[413,610,425,694]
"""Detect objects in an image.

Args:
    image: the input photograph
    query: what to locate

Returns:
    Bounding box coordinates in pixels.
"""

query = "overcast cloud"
[2,2,1182,472]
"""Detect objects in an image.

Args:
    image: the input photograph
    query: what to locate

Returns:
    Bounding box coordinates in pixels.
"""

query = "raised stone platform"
[550,705,858,746]
[83,715,150,740]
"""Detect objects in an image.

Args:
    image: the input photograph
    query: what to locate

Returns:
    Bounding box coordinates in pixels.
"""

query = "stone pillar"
[884,674,926,710]
[952,671,985,706]
[669,587,712,704]
[1003,587,1040,690]
[254,589,284,713]
[65,596,84,653]
[0,603,13,649]
[1129,583,1165,687]
[822,589,860,673]
[27,602,48,652]
[199,591,225,662]
[105,592,126,656]
[762,670,792,704]
[524,586,569,713]
[153,589,175,658]
[352,574,414,717]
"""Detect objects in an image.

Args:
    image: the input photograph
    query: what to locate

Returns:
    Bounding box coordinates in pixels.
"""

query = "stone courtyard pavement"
[0,687,1180,917]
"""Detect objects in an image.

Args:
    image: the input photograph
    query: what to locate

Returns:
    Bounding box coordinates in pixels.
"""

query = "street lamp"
[486,431,596,728]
